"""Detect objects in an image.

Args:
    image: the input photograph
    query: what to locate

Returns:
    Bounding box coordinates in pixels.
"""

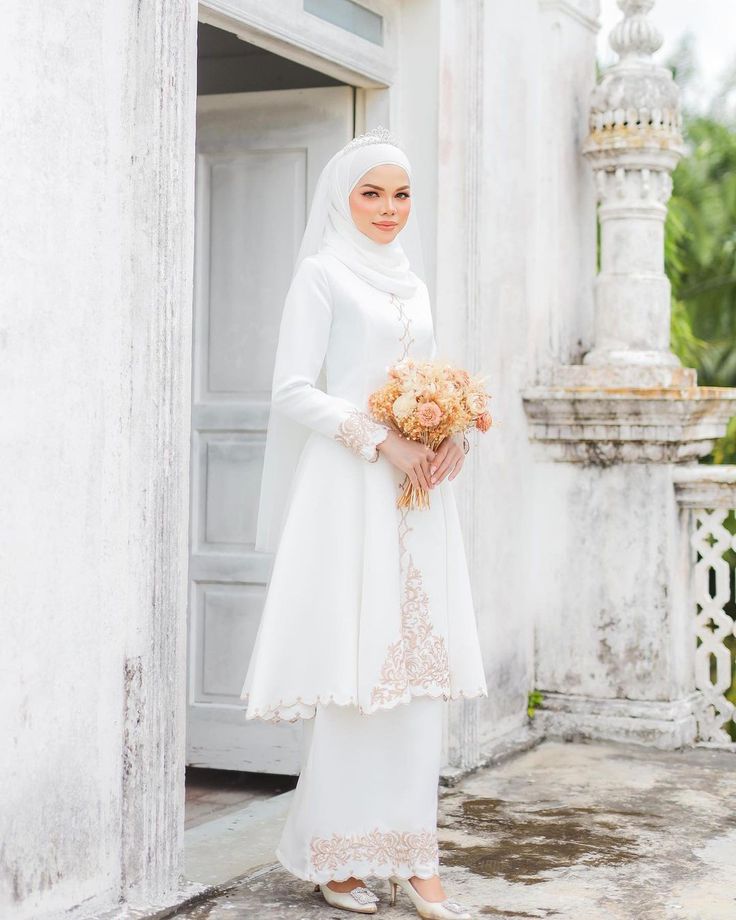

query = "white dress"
[240,250,488,882]
[276,696,445,884]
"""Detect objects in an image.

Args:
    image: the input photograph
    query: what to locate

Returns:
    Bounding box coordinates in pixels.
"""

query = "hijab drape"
[319,142,421,299]
[255,133,425,553]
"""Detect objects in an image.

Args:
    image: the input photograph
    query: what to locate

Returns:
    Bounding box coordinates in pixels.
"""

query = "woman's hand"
[427,434,465,485]
[376,429,437,492]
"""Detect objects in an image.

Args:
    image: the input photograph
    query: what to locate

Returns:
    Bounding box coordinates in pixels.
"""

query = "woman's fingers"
[412,454,430,492]
[406,466,420,492]
[411,451,429,489]
[388,435,468,490]
[390,437,445,493]
[447,453,464,480]
[430,451,454,484]
[431,440,462,484]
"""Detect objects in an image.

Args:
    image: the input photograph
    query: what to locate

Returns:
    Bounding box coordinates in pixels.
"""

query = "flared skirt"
[240,432,488,721]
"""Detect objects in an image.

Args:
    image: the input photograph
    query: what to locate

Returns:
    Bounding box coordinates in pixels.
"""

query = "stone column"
[583,0,684,373]
[521,0,736,748]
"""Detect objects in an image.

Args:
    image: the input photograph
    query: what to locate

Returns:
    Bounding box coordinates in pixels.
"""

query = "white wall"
[0,0,602,912]
[0,2,197,916]
[433,0,600,754]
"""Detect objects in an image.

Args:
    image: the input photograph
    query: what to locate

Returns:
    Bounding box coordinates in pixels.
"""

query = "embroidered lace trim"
[240,687,488,723]
[334,407,389,461]
[310,827,439,873]
[370,507,451,706]
[390,293,415,361]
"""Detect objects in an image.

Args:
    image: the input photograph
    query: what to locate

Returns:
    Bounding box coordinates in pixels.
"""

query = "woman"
[240,126,488,919]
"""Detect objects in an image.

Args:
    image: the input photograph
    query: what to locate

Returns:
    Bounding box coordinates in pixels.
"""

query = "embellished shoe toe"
[388,875,472,919]
[314,881,380,913]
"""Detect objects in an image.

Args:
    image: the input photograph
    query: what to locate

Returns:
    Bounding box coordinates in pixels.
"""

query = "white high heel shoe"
[388,875,472,919]
[313,881,380,913]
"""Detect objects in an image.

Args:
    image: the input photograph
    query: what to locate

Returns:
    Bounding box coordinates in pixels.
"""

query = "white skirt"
[241,433,488,722]
[276,696,445,884]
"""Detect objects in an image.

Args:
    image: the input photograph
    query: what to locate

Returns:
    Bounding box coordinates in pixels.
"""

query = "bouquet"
[367,357,493,509]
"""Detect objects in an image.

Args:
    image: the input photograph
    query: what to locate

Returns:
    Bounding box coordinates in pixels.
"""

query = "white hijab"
[255,130,426,554]
[292,136,425,299]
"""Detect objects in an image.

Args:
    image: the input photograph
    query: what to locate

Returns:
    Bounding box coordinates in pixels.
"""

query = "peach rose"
[476,412,493,432]
[417,401,442,428]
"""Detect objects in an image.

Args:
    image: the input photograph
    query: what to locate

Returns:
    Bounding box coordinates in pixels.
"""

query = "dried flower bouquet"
[368,357,493,509]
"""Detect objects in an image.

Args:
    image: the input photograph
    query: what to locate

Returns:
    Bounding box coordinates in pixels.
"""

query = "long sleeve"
[269,256,390,462]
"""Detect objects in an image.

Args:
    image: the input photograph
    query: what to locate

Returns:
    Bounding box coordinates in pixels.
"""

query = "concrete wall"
[0,0,601,912]
[433,0,600,757]
[0,2,197,917]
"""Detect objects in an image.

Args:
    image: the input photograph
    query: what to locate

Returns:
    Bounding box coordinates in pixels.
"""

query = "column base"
[521,375,736,464]
[535,691,702,750]
[536,364,697,388]
[582,347,682,370]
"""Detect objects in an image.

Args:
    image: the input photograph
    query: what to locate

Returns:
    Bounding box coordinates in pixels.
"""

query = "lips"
[374,222,398,228]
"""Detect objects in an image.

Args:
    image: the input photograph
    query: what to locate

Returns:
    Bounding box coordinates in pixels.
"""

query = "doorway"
[186,22,355,796]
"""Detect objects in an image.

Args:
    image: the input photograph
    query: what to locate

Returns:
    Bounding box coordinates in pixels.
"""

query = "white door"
[187,86,354,773]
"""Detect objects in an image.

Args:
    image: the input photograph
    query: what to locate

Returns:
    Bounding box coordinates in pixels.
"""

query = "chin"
[369,230,400,244]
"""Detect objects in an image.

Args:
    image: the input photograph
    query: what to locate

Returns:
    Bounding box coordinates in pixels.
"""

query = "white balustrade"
[674,466,736,747]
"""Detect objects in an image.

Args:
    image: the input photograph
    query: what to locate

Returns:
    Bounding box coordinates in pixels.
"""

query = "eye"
[361,191,411,198]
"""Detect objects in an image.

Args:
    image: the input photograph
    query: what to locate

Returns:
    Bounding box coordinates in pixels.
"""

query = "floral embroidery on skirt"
[310,827,439,873]
[275,697,444,883]
[370,506,451,706]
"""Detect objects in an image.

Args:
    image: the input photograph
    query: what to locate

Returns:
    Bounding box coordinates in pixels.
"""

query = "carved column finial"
[582,0,686,372]
[610,0,662,59]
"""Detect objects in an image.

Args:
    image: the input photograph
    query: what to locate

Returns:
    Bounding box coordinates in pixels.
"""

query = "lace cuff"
[334,408,390,462]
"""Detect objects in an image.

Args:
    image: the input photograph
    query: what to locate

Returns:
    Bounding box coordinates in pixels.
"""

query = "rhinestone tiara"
[342,125,402,153]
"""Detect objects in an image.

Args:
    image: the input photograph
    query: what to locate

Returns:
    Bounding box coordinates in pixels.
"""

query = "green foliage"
[664,56,736,737]
[667,116,736,463]
[527,689,544,720]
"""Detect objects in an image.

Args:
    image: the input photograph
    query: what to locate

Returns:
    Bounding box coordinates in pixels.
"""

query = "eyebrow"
[359,182,411,191]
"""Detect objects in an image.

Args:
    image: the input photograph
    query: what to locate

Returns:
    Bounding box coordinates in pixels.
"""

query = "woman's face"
[348,164,411,244]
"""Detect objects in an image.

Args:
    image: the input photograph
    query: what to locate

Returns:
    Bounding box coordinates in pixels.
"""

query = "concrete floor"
[176,740,736,920]
[185,766,296,830]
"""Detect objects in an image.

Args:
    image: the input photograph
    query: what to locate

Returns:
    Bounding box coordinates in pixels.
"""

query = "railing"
[674,466,736,748]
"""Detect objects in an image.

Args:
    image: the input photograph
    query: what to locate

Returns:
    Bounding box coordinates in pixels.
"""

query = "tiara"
[342,125,402,153]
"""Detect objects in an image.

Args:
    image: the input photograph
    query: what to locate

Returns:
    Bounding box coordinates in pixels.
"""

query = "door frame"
[197,0,396,93]
[180,2,399,782]
[185,1,483,783]
[183,0,481,788]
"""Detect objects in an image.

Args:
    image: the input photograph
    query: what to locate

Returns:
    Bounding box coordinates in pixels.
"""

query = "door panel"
[188,86,354,773]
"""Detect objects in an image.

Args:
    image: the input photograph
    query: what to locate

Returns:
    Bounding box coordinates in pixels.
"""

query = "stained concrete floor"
[185,766,296,830]
[174,740,736,920]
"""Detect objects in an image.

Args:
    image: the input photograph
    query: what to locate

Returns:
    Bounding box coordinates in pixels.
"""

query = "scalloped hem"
[275,846,441,885]
[242,685,488,723]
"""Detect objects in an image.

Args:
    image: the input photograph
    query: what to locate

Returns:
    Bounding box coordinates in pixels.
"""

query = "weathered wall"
[433,0,600,758]
[0,2,197,917]
[533,463,688,698]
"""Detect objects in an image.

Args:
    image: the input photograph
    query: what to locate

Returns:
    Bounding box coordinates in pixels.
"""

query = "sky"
[597,0,736,110]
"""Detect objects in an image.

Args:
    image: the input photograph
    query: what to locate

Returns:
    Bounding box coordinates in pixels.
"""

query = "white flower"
[403,370,422,391]
[393,392,417,421]
[466,391,487,414]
